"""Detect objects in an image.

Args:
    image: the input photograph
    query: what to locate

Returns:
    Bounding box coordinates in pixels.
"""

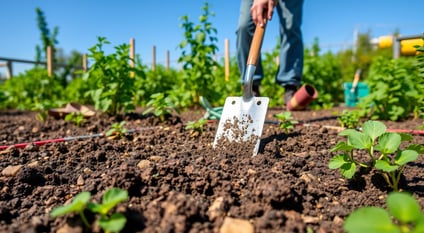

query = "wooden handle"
[247,20,267,66]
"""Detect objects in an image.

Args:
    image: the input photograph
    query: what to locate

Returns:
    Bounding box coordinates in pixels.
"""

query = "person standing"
[236,0,304,104]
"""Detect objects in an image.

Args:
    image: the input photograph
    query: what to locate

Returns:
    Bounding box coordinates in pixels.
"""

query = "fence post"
[224,38,230,82]
[152,45,156,71]
[47,46,53,77]
[6,61,13,79]
[130,38,135,77]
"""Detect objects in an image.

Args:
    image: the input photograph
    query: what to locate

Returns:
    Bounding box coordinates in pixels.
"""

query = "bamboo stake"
[130,38,135,77]
[82,54,88,72]
[47,46,53,77]
[224,38,230,82]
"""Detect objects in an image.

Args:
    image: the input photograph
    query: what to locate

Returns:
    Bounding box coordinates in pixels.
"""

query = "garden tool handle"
[247,20,267,66]
[351,69,361,93]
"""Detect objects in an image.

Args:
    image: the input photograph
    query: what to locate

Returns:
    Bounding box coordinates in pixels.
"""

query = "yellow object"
[400,38,423,56]
[378,35,393,49]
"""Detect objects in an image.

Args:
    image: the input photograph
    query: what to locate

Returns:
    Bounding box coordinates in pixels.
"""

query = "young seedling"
[274,111,298,134]
[88,188,129,233]
[344,192,424,233]
[50,191,91,227]
[329,120,423,191]
[337,109,361,129]
[51,188,128,233]
[65,112,85,127]
[143,93,177,122]
[185,118,208,137]
[106,121,128,139]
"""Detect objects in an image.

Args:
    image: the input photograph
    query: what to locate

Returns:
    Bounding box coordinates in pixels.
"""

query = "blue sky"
[1,0,423,76]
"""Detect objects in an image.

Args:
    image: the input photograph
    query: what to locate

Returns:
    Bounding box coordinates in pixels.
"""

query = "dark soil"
[0,106,423,233]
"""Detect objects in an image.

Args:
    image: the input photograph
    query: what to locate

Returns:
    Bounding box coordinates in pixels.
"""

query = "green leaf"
[330,141,354,152]
[387,192,421,224]
[362,120,386,142]
[103,188,129,207]
[329,154,349,169]
[395,150,419,166]
[50,191,91,217]
[88,188,128,216]
[341,129,372,150]
[344,207,400,233]
[407,144,424,154]
[412,213,424,233]
[98,213,127,233]
[375,160,399,172]
[341,162,356,179]
[375,133,401,154]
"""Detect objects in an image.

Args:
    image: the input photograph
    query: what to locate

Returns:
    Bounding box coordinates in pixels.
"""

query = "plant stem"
[79,211,90,228]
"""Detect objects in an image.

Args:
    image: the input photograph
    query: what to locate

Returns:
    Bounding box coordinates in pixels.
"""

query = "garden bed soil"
[0,106,423,233]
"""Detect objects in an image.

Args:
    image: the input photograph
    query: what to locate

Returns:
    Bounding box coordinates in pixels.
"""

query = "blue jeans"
[236,0,304,87]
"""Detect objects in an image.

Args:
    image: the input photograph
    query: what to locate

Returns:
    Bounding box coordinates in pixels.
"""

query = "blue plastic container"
[343,82,369,107]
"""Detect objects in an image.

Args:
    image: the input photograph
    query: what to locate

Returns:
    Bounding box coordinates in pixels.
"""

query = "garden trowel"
[213,20,269,156]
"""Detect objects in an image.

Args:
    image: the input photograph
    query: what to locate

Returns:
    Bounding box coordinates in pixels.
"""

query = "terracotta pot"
[286,84,318,111]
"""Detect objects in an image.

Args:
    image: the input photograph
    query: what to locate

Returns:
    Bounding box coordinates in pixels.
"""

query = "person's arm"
[250,0,276,27]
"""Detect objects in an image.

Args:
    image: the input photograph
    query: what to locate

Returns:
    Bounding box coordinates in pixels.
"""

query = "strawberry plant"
[337,109,361,129]
[51,188,128,233]
[274,111,298,134]
[143,93,177,122]
[50,191,91,227]
[106,121,128,139]
[84,37,137,115]
[344,192,424,233]
[329,120,423,191]
[185,118,208,136]
[65,112,85,126]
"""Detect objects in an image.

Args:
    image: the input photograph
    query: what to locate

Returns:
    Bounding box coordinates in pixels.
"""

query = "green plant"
[178,2,219,103]
[185,118,208,136]
[65,112,85,126]
[329,120,423,191]
[50,191,91,227]
[274,111,298,134]
[51,188,128,233]
[143,93,177,122]
[87,188,128,233]
[337,109,361,129]
[106,121,128,139]
[344,192,424,233]
[357,56,424,121]
[84,37,137,115]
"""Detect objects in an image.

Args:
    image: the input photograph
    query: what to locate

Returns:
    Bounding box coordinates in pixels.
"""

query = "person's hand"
[250,0,276,27]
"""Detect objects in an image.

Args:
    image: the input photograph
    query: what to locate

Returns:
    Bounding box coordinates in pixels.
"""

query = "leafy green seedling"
[65,112,85,126]
[329,120,423,191]
[143,93,177,122]
[337,109,361,129]
[106,121,127,139]
[185,118,208,136]
[344,192,424,233]
[274,111,298,134]
[88,188,129,233]
[50,191,91,227]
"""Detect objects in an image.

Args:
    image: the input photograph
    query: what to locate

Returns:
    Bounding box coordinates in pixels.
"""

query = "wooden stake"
[130,38,135,77]
[152,45,156,71]
[82,54,88,72]
[224,38,230,82]
[166,50,170,71]
[47,46,53,77]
